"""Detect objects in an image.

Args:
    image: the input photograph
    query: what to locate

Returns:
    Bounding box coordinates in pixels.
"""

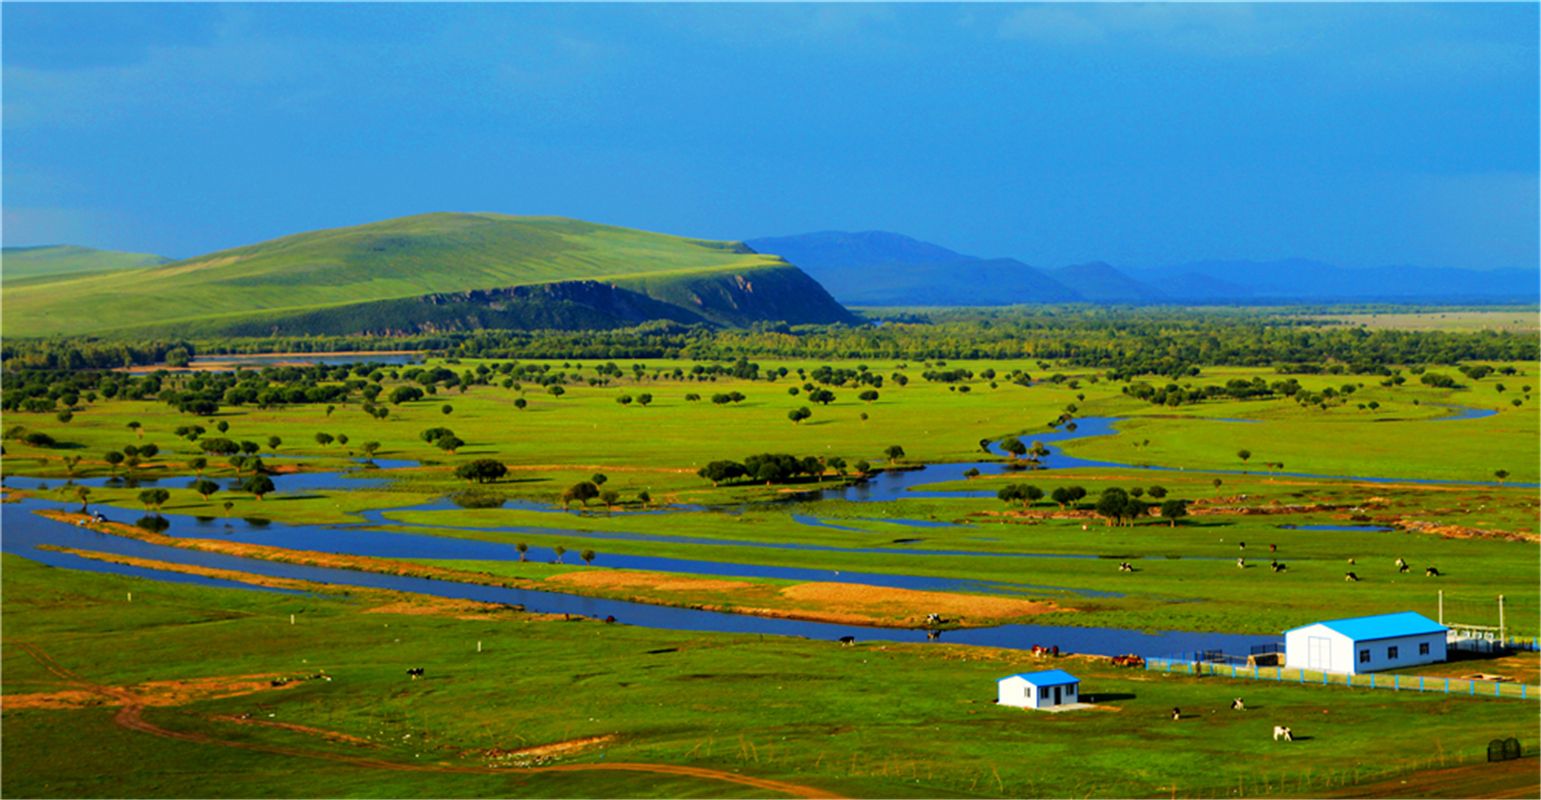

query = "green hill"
[2,213,855,337]
[2,244,169,283]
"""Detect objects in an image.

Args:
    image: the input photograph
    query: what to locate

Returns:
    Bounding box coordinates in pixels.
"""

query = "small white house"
[998,669,1080,709]
[1284,611,1447,675]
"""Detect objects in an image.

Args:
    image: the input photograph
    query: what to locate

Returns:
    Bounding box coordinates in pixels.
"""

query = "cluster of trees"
[1124,377,1300,407]
[8,307,1538,380]
[993,483,1189,526]
[1094,486,1188,526]
[699,453,825,486]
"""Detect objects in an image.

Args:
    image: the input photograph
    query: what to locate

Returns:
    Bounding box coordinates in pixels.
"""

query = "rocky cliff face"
[215,266,856,336]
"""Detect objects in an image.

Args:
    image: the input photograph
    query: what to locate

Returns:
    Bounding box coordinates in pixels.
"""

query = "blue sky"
[3,3,1537,269]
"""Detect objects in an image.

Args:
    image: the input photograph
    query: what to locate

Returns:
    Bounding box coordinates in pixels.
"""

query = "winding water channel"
[1,407,1517,657]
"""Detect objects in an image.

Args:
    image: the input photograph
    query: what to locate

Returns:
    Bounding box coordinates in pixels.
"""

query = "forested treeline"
[3,309,1535,375]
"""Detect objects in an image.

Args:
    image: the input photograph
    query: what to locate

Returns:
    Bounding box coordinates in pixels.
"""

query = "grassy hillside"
[2,244,168,283]
[2,213,853,337]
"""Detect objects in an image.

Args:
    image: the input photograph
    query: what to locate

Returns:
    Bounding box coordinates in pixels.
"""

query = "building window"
[1358,649,1370,663]
[1419,642,1430,656]
[1387,646,1399,660]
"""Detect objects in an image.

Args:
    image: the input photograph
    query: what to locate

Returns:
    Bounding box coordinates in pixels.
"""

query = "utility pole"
[1498,595,1505,643]
[1437,590,1443,625]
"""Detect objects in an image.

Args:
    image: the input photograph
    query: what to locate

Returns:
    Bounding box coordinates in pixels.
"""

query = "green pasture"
[4,358,1536,486]
[1,214,789,338]
[4,557,1535,799]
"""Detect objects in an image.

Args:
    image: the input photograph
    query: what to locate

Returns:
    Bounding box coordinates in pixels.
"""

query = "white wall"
[1286,625,1447,674]
[999,678,1079,708]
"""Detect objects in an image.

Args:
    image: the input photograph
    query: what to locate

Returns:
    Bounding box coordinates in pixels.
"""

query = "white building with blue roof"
[1284,611,1447,675]
[998,669,1080,709]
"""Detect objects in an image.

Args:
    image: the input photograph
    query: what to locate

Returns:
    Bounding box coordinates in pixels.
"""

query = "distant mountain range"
[3,214,855,338]
[745,231,1538,306]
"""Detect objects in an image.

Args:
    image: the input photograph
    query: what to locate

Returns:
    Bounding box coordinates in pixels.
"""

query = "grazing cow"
[1271,562,1287,573]
[1171,707,1182,721]
[1237,557,1246,569]
[1269,544,1277,553]
[1395,557,1407,569]
[1426,566,1441,577]
[926,629,941,641]
[1345,572,1360,582]
[1399,564,1410,574]
[603,615,617,624]
[406,667,425,679]
[1231,697,1245,711]
[1238,542,1246,550]
[1118,561,1134,573]
[838,636,857,647]
[1273,726,1293,742]
[1051,645,1060,657]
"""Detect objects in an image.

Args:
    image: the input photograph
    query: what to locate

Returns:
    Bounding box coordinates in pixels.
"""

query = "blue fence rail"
[1145,657,1538,701]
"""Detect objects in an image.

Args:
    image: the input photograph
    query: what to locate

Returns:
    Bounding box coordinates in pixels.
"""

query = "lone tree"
[884,445,906,464]
[435,436,465,454]
[442,404,454,415]
[137,488,171,512]
[1237,449,1252,464]
[562,481,600,508]
[242,475,276,501]
[858,390,879,404]
[1160,499,1189,527]
[189,457,207,475]
[600,490,620,512]
[315,432,335,447]
[591,473,608,486]
[1212,478,1224,494]
[637,490,652,508]
[1495,469,1510,484]
[75,486,91,512]
[455,459,508,484]
[191,479,221,501]
[516,542,529,562]
[360,441,382,459]
[1001,438,1028,459]
[637,393,653,407]
[267,435,282,451]
[553,546,567,564]
[1147,485,1168,499]
[104,451,125,474]
[514,398,528,411]
[127,421,143,439]
[788,406,812,425]
[581,549,596,566]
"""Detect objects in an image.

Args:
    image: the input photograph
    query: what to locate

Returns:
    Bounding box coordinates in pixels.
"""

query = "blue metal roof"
[1002,669,1079,687]
[1284,611,1446,641]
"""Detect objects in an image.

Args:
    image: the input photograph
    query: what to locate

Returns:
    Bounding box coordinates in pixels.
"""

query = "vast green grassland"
[4,352,1538,797]
[4,557,1536,799]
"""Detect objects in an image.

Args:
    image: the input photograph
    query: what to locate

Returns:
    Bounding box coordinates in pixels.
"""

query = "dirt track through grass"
[11,642,843,799]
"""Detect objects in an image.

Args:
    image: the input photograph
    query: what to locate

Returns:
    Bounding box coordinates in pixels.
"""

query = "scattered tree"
[455,459,508,484]
[242,475,276,500]
[1160,499,1189,527]
[137,488,171,512]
